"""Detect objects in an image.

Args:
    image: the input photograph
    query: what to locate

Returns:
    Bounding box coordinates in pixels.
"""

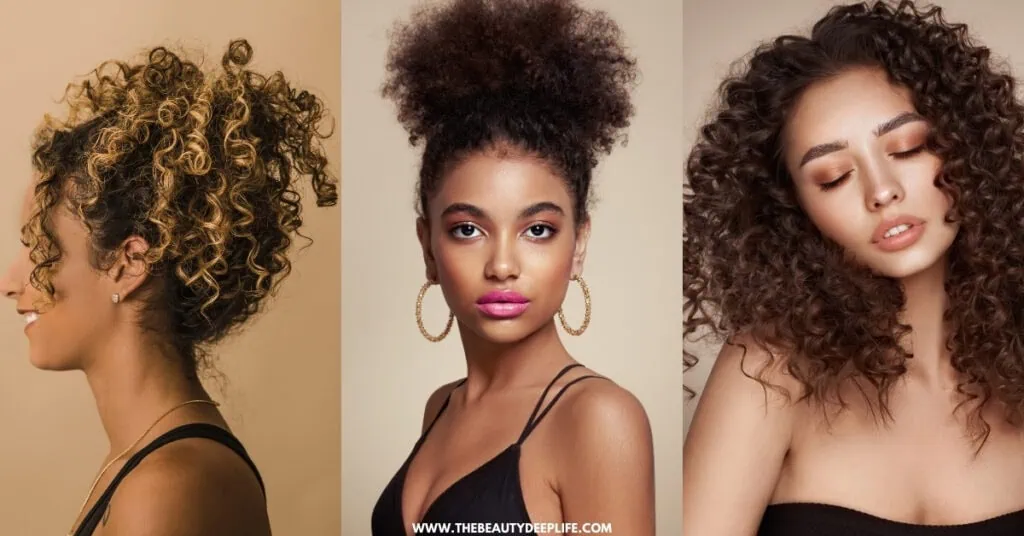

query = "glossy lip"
[871,215,926,252]
[475,290,530,320]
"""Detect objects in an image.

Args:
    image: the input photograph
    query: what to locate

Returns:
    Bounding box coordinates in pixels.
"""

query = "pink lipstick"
[475,290,530,319]
[871,215,926,252]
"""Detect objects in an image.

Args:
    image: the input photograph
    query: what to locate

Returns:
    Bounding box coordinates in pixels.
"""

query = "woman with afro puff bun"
[684,1,1024,535]
[0,39,336,536]
[369,0,655,534]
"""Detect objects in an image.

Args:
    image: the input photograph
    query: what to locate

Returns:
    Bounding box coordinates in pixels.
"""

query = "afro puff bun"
[382,0,638,223]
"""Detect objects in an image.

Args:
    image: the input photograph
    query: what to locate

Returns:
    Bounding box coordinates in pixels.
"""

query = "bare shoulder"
[544,370,656,533]
[700,332,804,411]
[682,333,800,536]
[550,372,652,444]
[102,434,269,536]
[421,379,464,433]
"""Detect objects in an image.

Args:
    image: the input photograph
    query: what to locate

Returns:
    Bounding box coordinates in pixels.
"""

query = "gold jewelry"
[557,274,591,336]
[416,280,454,342]
[67,399,220,536]
[111,293,120,304]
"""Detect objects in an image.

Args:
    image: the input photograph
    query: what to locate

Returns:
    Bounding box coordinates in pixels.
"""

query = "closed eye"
[820,170,852,192]
[892,146,925,159]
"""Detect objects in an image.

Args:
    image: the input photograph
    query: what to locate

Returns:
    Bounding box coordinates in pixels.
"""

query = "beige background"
[0,1,340,534]
[341,0,682,533]
[683,0,1024,436]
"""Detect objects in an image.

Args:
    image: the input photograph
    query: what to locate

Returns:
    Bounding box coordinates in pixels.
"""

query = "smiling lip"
[872,215,926,252]
[475,290,530,319]
[19,309,39,333]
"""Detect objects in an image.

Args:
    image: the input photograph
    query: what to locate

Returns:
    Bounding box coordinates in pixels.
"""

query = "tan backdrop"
[341,0,683,533]
[683,0,1024,436]
[0,1,340,534]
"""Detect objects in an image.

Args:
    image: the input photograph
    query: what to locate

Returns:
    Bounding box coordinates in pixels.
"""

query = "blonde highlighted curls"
[27,39,337,373]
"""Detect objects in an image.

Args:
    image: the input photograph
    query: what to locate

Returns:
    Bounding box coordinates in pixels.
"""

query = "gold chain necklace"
[66,399,220,536]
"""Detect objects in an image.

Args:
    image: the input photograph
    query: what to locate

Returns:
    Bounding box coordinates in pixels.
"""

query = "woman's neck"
[898,257,953,387]
[457,320,575,402]
[81,327,212,456]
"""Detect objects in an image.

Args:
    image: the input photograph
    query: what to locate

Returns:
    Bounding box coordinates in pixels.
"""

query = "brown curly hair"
[26,39,337,376]
[684,0,1024,444]
[381,0,637,224]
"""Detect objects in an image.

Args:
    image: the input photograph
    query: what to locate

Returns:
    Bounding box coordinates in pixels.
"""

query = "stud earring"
[111,293,120,304]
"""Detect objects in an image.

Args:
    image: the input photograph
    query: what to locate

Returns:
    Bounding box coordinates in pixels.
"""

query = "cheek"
[45,262,109,322]
[913,161,951,213]
[522,242,574,279]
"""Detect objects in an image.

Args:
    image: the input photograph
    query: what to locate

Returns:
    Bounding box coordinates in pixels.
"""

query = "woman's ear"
[416,217,439,282]
[109,236,151,300]
[571,217,591,277]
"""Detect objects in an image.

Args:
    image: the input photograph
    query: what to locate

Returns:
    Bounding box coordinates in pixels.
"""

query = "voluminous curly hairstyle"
[381,0,638,225]
[684,0,1024,444]
[27,39,337,375]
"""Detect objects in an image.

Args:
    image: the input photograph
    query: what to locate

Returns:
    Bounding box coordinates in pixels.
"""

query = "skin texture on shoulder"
[97,436,269,536]
[548,376,656,535]
[683,335,800,536]
[421,380,464,434]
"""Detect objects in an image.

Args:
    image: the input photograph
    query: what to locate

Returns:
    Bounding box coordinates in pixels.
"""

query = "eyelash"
[892,145,925,159]
[820,172,851,191]
[448,223,558,240]
[819,145,926,191]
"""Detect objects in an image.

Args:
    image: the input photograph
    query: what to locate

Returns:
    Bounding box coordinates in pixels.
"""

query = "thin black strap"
[516,364,591,444]
[518,375,606,444]
[74,423,264,536]
[421,378,467,440]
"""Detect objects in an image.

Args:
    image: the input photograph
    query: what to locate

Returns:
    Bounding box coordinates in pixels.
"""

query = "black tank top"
[73,423,265,536]
[371,363,603,536]
[758,503,1024,535]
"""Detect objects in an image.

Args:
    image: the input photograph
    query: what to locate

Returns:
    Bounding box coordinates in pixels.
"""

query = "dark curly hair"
[684,0,1024,445]
[27,39,337,376]
[381,0,638,225]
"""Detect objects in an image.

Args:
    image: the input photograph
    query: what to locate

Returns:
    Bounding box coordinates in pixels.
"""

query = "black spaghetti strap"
[421,378,467,440]
[516,363,583,444]
[74,423,264,536]
[519,375,606,441]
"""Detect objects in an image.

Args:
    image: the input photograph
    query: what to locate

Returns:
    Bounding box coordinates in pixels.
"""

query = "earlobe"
[111,236,152,299]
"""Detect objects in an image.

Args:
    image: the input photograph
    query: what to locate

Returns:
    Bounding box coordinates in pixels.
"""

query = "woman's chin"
[468,317,551,346]
[27,349,75,371]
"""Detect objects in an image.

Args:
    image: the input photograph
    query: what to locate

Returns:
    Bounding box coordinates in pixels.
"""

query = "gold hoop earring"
[557,274,591,336]
[416,280,454,342]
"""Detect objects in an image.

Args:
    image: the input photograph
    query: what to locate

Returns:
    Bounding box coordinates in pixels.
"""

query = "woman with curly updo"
[684,1,1024,535]
[0,39,335,536]
[369,0,655,534]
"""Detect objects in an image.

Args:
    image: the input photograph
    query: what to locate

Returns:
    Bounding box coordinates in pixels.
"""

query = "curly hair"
[683,0,1024,444]
[381,0,637,224]
[26,39,337,375]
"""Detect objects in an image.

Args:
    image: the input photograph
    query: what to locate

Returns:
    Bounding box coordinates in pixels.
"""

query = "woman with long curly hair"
[683,1,1024,534]
[0,39,335,536]
[369,0,655,534]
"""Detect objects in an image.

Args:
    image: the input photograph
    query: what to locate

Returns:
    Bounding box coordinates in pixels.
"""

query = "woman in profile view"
[684,1,1024,535]
[1,39,336,536]
[369,0,656,534]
